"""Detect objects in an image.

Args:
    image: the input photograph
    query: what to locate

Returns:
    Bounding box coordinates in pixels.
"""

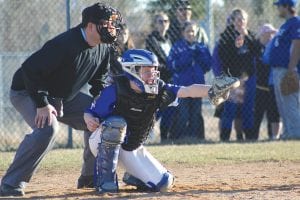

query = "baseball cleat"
[0,183,25,197]
[97,182,118,194]
[77,175,94,189]
[123,172,152,191]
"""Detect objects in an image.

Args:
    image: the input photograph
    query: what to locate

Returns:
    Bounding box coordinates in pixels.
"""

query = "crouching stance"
[84,49,239,193]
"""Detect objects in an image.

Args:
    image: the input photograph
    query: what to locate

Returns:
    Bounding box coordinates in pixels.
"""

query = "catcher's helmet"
[121,49,160,94]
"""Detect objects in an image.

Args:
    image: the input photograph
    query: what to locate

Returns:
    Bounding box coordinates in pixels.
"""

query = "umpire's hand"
[35,105,58,128]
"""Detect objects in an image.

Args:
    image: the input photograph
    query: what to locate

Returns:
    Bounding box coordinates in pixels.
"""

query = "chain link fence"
[0,0,299,151]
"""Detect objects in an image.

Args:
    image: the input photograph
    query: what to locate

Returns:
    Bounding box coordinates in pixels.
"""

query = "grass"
[150,141,300,165]
[1,141,300,172]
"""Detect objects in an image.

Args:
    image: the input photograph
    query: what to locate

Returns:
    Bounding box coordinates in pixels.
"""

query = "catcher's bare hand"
[280,70,300,96]
[84,113,100,132]
[35,105,58,128]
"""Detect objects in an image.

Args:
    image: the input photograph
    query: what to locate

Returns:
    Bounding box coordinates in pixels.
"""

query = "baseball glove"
[280,71,300,96]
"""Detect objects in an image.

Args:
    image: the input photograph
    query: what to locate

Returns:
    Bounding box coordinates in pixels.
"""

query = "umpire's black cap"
[81,3,120,27]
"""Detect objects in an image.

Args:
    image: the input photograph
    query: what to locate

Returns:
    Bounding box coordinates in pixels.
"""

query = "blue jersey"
[265,16,300,70]
[85,83,180,120]
[167,39,211,86]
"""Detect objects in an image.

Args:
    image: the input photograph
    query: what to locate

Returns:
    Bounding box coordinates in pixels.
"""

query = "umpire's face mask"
[96,13,122,44]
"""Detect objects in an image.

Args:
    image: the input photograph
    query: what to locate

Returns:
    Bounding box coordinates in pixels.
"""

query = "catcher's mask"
[82,3,123,44]
[121,49,160,95]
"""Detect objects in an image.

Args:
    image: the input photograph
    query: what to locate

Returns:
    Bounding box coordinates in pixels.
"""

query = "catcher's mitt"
[280,71,300,96]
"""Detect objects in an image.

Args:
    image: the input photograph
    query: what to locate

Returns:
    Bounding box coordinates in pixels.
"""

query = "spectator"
[254,24,280,140]
[218,8,258,141]
[146,12,172,82]
[167,0,208,45]
[145,12,173,141]
[167,21,211,140]
[212,15,244,141]
[264,0,300,140]
[116,23,135,55]
[109,23,135,79]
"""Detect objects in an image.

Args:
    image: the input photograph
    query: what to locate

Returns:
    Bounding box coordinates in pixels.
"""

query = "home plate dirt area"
[1,161,299,200]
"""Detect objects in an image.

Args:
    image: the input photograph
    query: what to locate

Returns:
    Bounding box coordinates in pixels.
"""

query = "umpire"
[0,3,122,196]
[264,0,300,140]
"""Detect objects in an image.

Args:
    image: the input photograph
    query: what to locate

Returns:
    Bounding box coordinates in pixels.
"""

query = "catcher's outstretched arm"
[177,84,210,98]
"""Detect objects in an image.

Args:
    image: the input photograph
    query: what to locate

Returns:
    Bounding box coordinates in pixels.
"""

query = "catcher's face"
[139,66,159,85]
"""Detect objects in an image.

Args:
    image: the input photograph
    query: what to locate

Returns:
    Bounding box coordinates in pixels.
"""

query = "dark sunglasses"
[157,19,169,24]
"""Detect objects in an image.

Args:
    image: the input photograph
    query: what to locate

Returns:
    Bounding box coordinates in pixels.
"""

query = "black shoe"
[220,129,231,141]
[236,133,244,141]
[122,172,153,191]
[77,175,94,189]
[0,183,25,196]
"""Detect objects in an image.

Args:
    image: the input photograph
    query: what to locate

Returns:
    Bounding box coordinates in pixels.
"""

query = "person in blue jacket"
[167,21,211,140]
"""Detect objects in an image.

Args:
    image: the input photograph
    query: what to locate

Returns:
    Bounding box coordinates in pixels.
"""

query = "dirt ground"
[1,161,299,200]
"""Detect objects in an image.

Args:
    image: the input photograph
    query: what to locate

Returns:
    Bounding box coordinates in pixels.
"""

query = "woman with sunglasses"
[146,12,173,141]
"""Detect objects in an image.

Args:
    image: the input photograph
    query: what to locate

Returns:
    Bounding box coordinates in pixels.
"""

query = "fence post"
[0,56,3,133]
[207,0,214,50]
[65,0,73,149]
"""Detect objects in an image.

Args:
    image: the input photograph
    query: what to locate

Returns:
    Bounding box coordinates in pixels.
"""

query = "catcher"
[84,49,240,193]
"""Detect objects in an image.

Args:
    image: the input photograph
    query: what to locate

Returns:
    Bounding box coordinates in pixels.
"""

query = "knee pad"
[89,116,127,157]
[101,116,127,145]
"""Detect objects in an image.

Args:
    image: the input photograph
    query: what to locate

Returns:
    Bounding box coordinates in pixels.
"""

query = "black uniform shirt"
[11,25,110,107]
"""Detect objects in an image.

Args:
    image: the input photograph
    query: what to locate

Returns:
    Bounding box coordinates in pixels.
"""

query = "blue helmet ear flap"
[124,73,146,92]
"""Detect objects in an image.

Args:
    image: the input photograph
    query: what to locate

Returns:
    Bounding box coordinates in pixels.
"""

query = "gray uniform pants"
[1,89,94,188]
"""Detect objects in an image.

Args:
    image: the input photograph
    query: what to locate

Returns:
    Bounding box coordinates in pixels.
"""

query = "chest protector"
[113,76,176,151]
